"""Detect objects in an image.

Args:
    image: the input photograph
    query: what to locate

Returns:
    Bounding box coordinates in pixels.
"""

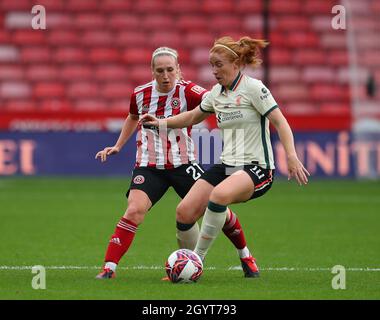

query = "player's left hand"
[287,155,310,185]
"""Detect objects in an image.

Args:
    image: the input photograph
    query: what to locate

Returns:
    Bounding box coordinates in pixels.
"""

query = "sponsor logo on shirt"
[191,85,206,95]
[260,87,271,100]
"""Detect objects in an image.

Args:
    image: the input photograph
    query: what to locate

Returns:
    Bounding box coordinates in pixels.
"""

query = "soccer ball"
[165,249,203,283]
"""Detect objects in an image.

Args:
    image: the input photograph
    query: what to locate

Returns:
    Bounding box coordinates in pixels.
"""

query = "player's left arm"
[267,108,310,185]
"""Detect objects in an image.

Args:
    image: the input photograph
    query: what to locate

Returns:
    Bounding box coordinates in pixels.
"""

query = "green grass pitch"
[0,177,379,300]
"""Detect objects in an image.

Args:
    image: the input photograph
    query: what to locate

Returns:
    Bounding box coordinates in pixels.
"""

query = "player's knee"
[209,188,230,206]
[124,205,147,225]
[176,201,197,224]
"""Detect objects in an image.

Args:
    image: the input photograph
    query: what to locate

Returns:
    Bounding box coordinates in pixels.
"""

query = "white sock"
[237,247,251,259]
[194,201,228,260]
[105,262,117,272]
[176,223,200,250]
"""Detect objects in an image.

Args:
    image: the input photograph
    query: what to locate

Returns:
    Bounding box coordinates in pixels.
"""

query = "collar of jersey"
[221,72,243,94]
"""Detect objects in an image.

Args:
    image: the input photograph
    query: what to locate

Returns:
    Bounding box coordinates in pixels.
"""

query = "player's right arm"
[141,106,209,129]
[95,113,139,163]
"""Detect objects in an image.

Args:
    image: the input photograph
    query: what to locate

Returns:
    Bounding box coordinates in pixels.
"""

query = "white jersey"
[130,80,207,169]
[200,73,278,169]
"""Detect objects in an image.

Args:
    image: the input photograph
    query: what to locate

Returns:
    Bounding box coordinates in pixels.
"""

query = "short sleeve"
[248,80,278,117]
[184,83,208,110]
[199,91,215,113]
[129,92,138,115]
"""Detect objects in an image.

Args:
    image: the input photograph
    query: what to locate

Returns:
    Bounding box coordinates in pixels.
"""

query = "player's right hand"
[95,146,120,163]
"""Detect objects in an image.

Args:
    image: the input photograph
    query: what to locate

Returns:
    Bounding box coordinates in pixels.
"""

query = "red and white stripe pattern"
[254,170,273,192]
[130,80,207,169]
[117,218,137,234]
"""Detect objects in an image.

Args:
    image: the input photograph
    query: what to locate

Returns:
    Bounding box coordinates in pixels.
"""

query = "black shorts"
[200,163,275,200]
[127,163,205,206]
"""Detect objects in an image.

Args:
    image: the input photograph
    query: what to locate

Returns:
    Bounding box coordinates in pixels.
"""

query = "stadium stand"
[0,0,378,131]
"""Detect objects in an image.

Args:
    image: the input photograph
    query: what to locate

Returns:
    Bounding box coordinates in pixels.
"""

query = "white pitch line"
[0,265,379,272]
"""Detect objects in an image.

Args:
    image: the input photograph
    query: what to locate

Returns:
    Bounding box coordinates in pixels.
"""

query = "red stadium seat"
[275,84,309,101]
[151,32,181,48]
[39,99,72,112]
[327,50,349,66]
[108,14,141,30]
[66,0,98,11]
[67,82,100,98]
[209,16,242,32]
[184,33,215,48]
[320,103,350,115]
[55,47,86,63]
[89,48,121,63]
[33,0,64,11]
[191,48,210,65]
[101,83,133,99]
[12,30,45,45]
[74,99,108,111]
[311,16,333,32]
[310,84,350,101]
[117,31,149,47]
[276,16,310,30]
[168,0,201,13]
[75,14,107,29]
[21,46,52,63]
[177,15,209,31]
[0,82,31,99]
[293,50,326,65]
[134,0,166,13]
[0,45,19,62]
[82,31,113,46]
[269,48,292,65]
[141,15,174,30]
[1,0,30,10]
[304,0,334,14]
[95,65,128,81]
[61,65,93,81]
[321,34,347,48]
[48,30,80,45]
[26,65,58,81]
[0,30,10,42]
[287,32,320,48]
[270,67,300,84]
[100,0,132,11]
[242,15,262,32]
[4,100,36,111]
[128,66,153,84]
[202,0,234,13]
[302,67,335,83]
[283,103,319,115]
[34,82,65,98]
[0,65,24,80]
[46,14,73,29]
[235,0,262,13]
[180,66,198,82]
[270,0,301,14]
[123,48,152,64]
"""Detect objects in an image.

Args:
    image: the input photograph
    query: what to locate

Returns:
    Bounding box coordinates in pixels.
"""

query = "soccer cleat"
[240,256,260,278]
[95,268,116,279]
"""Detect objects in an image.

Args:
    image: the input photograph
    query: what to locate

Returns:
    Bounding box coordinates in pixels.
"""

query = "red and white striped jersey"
[129,80,208,169]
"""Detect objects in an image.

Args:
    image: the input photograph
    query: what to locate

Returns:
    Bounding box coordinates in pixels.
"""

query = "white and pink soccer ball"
[165,249,203,283]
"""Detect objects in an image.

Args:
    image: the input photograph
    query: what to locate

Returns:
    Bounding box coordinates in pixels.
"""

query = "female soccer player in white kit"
[95,47,257,279]
[142,37,310,275]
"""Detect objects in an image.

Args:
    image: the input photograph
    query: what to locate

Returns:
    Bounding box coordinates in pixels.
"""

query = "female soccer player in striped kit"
[142,37,310,276]
[95,47,257,279]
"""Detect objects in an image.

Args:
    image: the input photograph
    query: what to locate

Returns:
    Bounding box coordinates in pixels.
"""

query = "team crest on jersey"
[191,85,206,95]
[133,175,145,184]
[236,95,242,106]
[171,98,181,109]
[142,104,150,112]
